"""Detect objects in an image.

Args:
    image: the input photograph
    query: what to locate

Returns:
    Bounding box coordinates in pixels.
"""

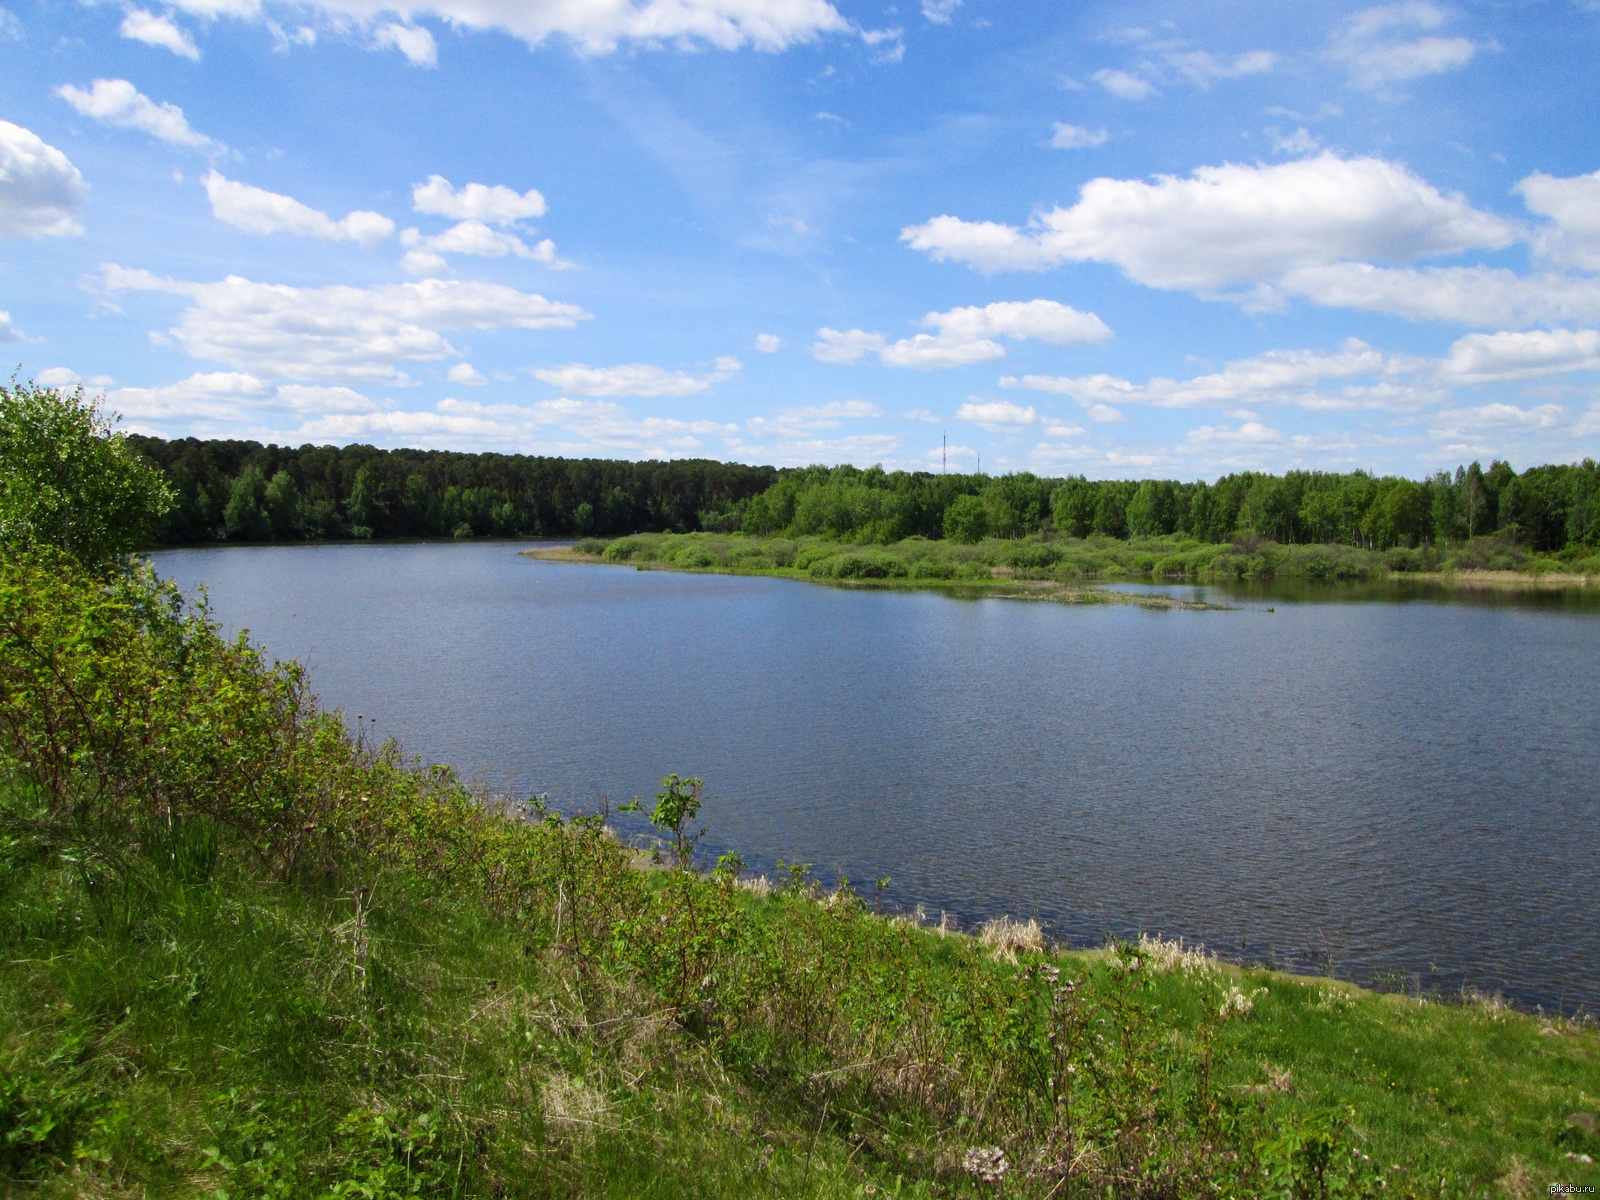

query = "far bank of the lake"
[525,530,1596,597]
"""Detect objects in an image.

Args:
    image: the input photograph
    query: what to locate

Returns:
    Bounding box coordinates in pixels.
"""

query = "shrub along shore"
[541,529,1597,593]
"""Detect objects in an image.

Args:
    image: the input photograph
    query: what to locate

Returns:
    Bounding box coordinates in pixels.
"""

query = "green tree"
[942,494,989,543]
[0,379,172,567]
[223,466,271,541]
[263,470,300,540]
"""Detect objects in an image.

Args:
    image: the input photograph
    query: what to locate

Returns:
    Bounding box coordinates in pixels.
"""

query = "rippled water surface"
[155,543,1600,1011]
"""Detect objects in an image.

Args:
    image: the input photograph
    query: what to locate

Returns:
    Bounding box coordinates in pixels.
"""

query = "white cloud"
[108,371,273,421]
[1091,68,1155,99]
[1183,420,1284,445]
[1086,403,1125,423]
[531,356,740,396]
[1271,263,1600,328]
[1051,123,1109,150]
[1437,329,1600,383]
[1005,340,1395,410]
[902,407,939,422]
[879,299,1112,369]
[0,312,18,342]
[1518,168,1600,272]
[1004,329,1600,422]
[373,21,437,64]
[1271,127,1320,155]
[413,174,546,224]
[204,171,394,245]
[956,399,1037,431]
[1429,402,1566,441]
[0,121,87,238]
[746,398,882,437]
[447,362,487,384]
[0,7,20,38]
[156,0,850,53]
[902,153,1516,290]
[754,332,783,352]
[120,9,201,58]
[728,431,902,467]
[35,367,115,389]
[298,396,737,457]
[1165,48,1275,85]
[921,0,960,23]
[56,79,223,153]
[1330,2,1479,89]
[399,221,561,272]
[812,327,885,364]
[103,266,591,383]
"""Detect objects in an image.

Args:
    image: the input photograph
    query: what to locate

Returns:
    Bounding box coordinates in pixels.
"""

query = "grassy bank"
[3,550,1599,1198]
[538,530,1598,591]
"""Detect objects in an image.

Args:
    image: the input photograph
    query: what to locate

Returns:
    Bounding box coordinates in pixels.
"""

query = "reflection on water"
[155,543,1600,1012]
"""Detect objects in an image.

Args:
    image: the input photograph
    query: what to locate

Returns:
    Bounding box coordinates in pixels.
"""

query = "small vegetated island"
[3,379,1599,1196]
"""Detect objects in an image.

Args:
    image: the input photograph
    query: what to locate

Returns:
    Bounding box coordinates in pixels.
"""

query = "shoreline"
[524,541,1594,599]
[522,545,1230,610]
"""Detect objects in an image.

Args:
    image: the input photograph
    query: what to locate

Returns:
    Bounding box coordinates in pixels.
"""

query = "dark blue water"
[154,543,1600,1012]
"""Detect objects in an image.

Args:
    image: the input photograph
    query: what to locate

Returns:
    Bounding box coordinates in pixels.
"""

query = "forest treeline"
[129,433,1600,554]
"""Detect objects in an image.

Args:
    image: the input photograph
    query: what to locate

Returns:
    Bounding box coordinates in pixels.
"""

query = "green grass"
[3,819,1597,1197]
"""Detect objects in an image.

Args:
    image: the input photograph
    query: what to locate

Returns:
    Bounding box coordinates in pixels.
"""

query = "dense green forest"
[130,432,1600,555]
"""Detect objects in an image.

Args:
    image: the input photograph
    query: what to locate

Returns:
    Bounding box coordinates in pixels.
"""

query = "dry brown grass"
[978,915,1045,962]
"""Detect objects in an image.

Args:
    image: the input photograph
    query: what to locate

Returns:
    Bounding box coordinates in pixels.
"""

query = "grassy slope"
[3,830,1596,1198]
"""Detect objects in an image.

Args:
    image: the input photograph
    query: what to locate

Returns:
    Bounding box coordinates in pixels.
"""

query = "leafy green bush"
[0,379,173,568]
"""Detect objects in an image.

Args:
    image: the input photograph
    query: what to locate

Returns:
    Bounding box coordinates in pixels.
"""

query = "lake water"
[154,542,1600,1013]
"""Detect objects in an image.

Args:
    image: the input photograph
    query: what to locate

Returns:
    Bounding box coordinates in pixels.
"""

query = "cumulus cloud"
[103,266,591,382]
[879,300,1112,369]
[745,398,882,437]
[447,362,487,384]
[121,9,201,57]
[1091,68,1154,99]
[531,356,740,396]
[0,312,18,342]
[373,21,436,64]
[1164,48,1275,85]
[0,121,87,238]
[753,332,783,352]
[811,327,886,364]
[1330,2,1479,89]
[1004,329,1600,421]
[956,399,1038,431]
[299,395,737,457]
[1051,123,1109,150]
[147,0,849,54]
[1437,329,1600,383]
[204,171,394,245]
[1518,168,1600,272]
[399,221,562,273]
[816,301,1112,371]
[414,175,548,224]
[1270,263,1600,328]
[902,153,1516,289]
[56,78,224,153]
[921,0,960,23]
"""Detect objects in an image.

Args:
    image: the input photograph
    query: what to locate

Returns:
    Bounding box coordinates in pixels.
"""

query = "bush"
[571,537,608,555]
[0,379,172,567]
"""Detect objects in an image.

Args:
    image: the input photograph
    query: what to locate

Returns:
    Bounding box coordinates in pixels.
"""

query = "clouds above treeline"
[3,0,1599,475]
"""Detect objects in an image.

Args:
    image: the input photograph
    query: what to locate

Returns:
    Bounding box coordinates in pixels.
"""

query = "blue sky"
[3,0,1599,477]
